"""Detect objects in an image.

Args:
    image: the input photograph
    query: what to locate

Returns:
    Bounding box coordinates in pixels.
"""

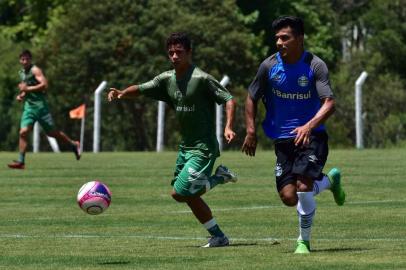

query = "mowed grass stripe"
[0,149,405,270]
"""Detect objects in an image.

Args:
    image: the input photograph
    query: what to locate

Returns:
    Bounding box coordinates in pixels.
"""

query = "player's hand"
[242,132,257,157]
[108,88,124,102]
[16,94,25,102]
[18,82,28,92]
[224,127,236,144]
[291,123,312,146]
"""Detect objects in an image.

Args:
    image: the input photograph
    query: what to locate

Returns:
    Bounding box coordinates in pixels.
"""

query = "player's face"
[19,55,32,70]
[168,44,191,68]
[275,26,303,60]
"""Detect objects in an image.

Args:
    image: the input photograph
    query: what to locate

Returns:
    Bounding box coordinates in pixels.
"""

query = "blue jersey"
[248,51,334,139]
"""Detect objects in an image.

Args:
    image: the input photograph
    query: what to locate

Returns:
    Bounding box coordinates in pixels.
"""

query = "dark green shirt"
[138,65,233,157]
[19,65,48,109]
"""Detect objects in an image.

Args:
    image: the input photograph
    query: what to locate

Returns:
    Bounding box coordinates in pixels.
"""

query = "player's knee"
[279,192,297,206]
[171,191,188,203]
[19,129,29,138]
[297,177,313,192]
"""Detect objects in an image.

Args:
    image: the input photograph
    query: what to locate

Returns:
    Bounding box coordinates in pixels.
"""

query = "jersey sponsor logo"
[275,163,283,177]
[176,104,195,112]
[272,88,311,100]
[298,75,309,87]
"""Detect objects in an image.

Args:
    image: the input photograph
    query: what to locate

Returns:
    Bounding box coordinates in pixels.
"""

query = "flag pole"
[69,103,86,154]
[80,116,85,154]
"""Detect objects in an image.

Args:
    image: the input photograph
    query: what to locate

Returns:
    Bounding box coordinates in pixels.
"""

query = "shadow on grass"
[282,247,368,254]
[187,241,280,248]
[312,247,369,253]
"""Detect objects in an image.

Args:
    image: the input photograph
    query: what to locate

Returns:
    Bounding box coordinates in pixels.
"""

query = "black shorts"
[274,131,329,192]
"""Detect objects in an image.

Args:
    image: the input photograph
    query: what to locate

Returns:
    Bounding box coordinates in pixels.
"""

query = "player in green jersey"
[8,50,81,169]
[108,32,237,247]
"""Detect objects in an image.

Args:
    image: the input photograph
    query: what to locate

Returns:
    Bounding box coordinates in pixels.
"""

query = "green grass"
[0,149,405,270]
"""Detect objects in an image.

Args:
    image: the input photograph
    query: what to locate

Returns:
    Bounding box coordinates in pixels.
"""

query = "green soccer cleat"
[328,168,346,206]
[294,240,310,254]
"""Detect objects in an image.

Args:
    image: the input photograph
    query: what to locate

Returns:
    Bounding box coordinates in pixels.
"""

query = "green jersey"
[19,65,48,109]
[138,65,233,157]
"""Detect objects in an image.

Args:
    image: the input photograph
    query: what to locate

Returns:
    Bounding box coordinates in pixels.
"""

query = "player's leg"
[8,109,35,169]
[171,192,229,247]
[47,130,80,159]
[309,133,345,205]
[327,167,345,205]
[39,109,80,160]
[275,138,298,206]
[312,173,331,195]
[295,176,315,254]
[292,131,330,253]
[171,150,229,247]
[8,126,32,169]
[211,164,238,184]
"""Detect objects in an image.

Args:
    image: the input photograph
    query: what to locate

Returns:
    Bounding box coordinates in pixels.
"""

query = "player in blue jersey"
[242,16,345,253]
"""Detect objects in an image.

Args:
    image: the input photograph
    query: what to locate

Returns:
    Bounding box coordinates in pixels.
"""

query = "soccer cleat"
[202,235,230,248]
[294,240,310,254]
[7,160,25,169]
[73,141,81,160]
[214,165,238,183]
[328,168,345,206]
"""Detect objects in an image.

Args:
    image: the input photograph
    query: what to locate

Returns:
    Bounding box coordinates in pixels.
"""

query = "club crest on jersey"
[174,90,183,101]
[298,75,309,87]
[275,163,283,177]
[272,74,282,82]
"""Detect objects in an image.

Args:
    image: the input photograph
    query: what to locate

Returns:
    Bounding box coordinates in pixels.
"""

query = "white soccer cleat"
[202,235,230,248]
[214,165,238,183]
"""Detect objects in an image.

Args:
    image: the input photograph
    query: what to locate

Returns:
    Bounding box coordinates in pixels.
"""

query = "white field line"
[2,199,405,222]
[170,199,406,213]
[0,234,405,242]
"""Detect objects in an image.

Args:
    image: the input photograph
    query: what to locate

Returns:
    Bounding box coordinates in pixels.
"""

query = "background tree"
[35,0,259,151]
[0,0,405,150]
[330,0,406,147]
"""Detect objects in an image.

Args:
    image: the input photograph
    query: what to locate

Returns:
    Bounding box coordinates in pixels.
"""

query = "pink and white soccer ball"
[77,181,112,215]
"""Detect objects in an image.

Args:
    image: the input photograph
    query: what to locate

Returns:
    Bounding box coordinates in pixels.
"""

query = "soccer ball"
[77,181,112,215]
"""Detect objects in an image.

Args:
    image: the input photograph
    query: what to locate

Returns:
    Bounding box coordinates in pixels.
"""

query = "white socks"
[203,218,217,230]
[297,192,316,241]
[313,175,331,196]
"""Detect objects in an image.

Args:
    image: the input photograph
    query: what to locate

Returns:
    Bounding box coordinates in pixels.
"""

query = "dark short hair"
[19,49,32,59]
[272,16,304,36]
[166,32,192,51]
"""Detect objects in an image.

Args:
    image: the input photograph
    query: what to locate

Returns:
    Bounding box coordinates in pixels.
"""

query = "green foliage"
[34,0,259,151]
[0,34,24,150]
[0,0,69,43]
[0,0,405,150]
[237,0,340,67]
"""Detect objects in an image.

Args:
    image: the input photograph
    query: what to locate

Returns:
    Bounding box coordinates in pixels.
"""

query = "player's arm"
[291,58,335,146]
[242,94,258,156]
[224,98,236,144]
[19,66,48,93]
[292,98,335,146]
[242,62,267,157]
[108,85,141,101]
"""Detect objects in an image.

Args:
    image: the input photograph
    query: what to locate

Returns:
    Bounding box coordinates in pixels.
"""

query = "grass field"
[0,149,405,270]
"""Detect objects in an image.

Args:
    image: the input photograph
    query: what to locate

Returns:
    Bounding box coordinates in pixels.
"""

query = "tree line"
[0,0,405,151]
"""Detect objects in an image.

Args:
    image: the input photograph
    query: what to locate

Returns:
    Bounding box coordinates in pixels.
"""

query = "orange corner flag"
[69,104,86,119]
